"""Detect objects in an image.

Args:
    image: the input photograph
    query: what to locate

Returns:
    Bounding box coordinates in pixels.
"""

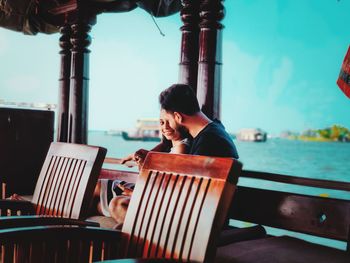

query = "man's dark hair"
[159,84,200,115]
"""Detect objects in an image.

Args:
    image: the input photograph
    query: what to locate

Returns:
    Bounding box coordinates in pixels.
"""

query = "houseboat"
[1,1,350,263]
[236,128,267,142]
[121,119,161,141]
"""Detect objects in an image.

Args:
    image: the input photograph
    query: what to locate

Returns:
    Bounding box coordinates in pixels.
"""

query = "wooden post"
[57,25,72,142]
[178,0,200,93]
[197,0,224,119]
[1,183,5,199]
[347,227,350,253]
[68,22,92,144]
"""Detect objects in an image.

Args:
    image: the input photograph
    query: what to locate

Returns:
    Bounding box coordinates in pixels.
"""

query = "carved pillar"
[179,0,200,93]
[197,0,224,119]
[68,22,92,144]
[57,25,72,142]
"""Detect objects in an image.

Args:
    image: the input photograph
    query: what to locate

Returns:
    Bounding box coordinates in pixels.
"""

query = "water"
[89,130,350,199]
[88,131,350,182]
[88,131,350,249]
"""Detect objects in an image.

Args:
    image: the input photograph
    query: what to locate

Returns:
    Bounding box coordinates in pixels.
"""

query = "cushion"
[216,236,350,263]
[219,225,266,246]
[86,215,118,229]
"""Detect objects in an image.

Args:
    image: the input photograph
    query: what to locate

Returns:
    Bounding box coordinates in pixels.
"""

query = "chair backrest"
[32,142,107,219]
[121,152,242,262]
[0,225,121,262]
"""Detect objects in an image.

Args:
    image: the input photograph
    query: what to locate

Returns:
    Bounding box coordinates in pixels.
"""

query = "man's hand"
[121,149,149,168]
[116,183,133,196]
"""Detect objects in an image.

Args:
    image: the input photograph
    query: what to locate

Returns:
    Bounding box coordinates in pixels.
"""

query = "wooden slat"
[186,178,211,261]
[170,176,195,260]
[141,172,166,258]
[46,156,66,216]
[145,172,168,258]
[162,174,186,259]
[176,176,202,261]
[61,158,78,217]
[36,155,58,215]
[134,171,159,257]
[53,158,70,217]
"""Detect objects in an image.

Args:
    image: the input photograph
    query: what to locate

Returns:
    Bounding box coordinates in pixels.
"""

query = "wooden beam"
[197,0,224,119]
[57,25,72,142]
[68,22,92,143]
[178,0,200,92]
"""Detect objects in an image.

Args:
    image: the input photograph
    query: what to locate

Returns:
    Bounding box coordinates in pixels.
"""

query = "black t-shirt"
[189,119,239,159]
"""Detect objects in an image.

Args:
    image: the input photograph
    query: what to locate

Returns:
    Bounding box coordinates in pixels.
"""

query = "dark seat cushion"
[216,236,350,263]
[219,225,267,246]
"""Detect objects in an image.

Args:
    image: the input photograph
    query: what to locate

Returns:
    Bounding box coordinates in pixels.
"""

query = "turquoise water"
[88,131,350,249]
[88,130,350,182]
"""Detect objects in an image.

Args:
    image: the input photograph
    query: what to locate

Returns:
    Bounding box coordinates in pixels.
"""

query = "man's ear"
[173,112,183,123]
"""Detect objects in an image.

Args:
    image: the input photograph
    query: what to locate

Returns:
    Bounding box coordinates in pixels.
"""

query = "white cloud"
[5,75,40,92]
[221,41,306,134]
[0,31,9,56]
[1,75,56,103]
[88,39,179,130]
[267,57,293,103]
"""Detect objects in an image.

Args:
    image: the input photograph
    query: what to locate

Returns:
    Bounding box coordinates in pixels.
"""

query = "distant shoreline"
[288,136,349,143]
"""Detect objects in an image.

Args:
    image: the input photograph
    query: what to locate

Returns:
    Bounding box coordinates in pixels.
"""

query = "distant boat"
[105,129,122,136]
[0,100,56,110]
[121,119,161,142]
[237,128,267,142]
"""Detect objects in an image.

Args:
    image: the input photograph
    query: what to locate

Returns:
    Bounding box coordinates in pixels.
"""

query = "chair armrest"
[0,215,99,229]
[0,200,35,216]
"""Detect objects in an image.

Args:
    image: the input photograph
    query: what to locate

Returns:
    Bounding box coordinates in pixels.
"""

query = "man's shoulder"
[191,121,239,159]
[199,120,230,139]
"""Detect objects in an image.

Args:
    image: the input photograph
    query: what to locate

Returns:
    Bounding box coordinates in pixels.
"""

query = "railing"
[242,170,350,191]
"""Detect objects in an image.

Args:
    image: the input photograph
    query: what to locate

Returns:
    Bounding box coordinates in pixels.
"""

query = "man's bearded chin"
[177,124,189,135]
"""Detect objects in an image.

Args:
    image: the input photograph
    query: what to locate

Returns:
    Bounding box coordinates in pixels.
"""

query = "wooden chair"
[120,152,241,262]
[0,225,121,263]
[0,142,107,219]
[0,152,242,263]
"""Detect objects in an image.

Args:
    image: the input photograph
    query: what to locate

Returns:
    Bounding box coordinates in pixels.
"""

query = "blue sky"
[1,0,350,135]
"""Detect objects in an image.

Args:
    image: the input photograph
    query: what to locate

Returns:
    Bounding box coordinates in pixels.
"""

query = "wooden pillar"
[57,25,72,142]
[178,0,200,93]
[197,0,224,119]
[68,22,92,144]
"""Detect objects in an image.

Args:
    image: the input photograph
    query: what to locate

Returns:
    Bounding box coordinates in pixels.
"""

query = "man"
[128,83,238,165]
[157,83,239,158]
[103,83,239,226]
